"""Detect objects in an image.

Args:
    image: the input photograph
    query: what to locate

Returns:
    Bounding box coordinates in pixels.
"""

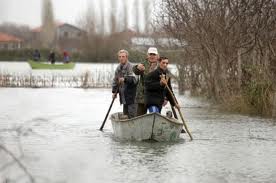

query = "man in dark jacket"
[112,50,137,118]
[33,49,41,61]
[144,57,180,113]
[48,50,56,64]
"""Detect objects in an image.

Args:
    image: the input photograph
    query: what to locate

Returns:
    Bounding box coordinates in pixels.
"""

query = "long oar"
[165,84,193,140]
[169,101,178,119]
[169,101,185,133]
[99,88,118,131]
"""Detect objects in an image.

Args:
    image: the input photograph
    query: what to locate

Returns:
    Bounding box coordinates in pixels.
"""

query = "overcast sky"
[0,0,96,27]
[0,0,155,31]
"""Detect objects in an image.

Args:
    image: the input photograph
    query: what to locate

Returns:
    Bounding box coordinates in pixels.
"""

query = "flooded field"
[0,88,276,183]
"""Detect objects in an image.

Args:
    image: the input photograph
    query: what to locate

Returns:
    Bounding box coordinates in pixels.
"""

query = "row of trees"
[80,0,153,35]
[0,23,33,47]
[78,0,154,61]
[157,0,276,115]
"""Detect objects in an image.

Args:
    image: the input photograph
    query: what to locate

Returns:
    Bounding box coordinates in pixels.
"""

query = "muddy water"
[0,88,276,183]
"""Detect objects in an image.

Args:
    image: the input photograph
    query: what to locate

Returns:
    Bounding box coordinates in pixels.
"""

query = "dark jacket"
[144,67,176,108]
[48,52,55,62]
[112,62,137,105]
[33,50,40,61]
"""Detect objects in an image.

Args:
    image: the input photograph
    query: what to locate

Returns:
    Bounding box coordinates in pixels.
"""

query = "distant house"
[130,36,187,52]
[0,32,23,50]
[32,22,85,52]
[56,23,85,52]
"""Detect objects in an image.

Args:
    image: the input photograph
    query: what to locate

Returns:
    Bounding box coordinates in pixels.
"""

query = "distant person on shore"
[144,56,180,113]
[33,49,41,61]
[48,50,56,64]
[112,49,137,119]
[63,50,70,64]
[132,47,159,116]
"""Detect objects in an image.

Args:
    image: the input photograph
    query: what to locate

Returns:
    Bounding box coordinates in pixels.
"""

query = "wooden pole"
[99,88,119,131]
[165,84,193,140]
[170,102,186,133]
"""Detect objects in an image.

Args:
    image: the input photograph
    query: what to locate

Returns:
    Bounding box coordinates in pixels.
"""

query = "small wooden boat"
[110,112,183,142]
[28,60,75,70]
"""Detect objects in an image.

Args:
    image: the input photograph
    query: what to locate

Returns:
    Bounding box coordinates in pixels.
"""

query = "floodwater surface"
[0,88,276,183]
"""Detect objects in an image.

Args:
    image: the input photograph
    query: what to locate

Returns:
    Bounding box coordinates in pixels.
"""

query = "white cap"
[147,47,158,55]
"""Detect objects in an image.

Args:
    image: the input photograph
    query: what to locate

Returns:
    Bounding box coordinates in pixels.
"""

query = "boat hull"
[28,60,75,70]
[110,112,183,142]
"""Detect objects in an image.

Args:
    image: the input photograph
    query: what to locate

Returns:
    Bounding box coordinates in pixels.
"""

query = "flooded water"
[1,88,276,183]
[0,62,117,88]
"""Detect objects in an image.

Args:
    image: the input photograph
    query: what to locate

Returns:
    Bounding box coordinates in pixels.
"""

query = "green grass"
[28,60,76,70]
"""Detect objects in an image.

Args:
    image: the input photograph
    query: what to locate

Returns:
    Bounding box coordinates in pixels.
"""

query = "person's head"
[159,56,169,71]
[147,47,159,63]
[118,49,129,65]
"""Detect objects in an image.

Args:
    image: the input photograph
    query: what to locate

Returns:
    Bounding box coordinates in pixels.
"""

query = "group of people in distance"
[112,47,180,119]
[32,49,70,64]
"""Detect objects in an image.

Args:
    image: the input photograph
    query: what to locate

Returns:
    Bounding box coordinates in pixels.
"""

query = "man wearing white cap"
[133,47,159,116]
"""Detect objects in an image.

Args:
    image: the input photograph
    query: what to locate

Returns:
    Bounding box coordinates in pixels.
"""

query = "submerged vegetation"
[0,70,113,88]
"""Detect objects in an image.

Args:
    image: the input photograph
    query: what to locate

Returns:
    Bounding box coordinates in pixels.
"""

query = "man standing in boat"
[144,56,180,113]
[48,50,56,65]
[133,47,159,116]
[63,50,70,63]
[112,50,137,119]
[33,49,41,61]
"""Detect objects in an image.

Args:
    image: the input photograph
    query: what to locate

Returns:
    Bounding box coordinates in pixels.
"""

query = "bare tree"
[99,0,105,35]
[110,0,118,33]
[133,0,140,33]
[157,0,276,115]
[41,0,56,48]
[143,0,152,34]
[122,0,129,31]
[79,5,96,34]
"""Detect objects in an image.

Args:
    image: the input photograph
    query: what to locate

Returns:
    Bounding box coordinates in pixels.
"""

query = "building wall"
[56,24,82,40]
[0,42,21,50]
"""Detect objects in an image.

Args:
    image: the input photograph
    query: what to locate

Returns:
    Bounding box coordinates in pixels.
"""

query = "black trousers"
[123,104,137,119]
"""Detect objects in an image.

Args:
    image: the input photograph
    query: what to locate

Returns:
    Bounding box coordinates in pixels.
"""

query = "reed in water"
[0,70,113,88]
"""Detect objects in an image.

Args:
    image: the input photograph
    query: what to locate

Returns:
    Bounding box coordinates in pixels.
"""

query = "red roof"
[0,32,22,42]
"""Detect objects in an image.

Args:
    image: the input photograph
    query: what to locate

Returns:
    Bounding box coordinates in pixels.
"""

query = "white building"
[0,32,22,50]
[130,36,187,51]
